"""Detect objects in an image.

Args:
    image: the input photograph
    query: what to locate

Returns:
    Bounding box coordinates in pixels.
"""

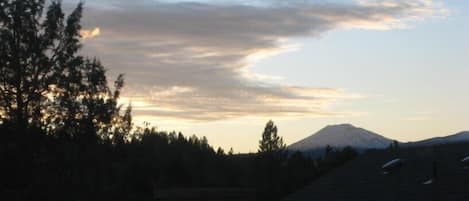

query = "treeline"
[0,122,357,201]
[1,125,236,200]
[0,1,357,201]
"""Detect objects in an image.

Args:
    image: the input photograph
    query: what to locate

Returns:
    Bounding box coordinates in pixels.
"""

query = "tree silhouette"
[111,104,132,144]
[0,0,126,139]
[325,144,334,156]
[0,0,64,128]
[258,120,286,153]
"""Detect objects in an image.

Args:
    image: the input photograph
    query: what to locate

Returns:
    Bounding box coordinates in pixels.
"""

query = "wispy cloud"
[63,0,446,121]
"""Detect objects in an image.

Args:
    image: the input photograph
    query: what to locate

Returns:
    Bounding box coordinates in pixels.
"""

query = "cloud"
[80,27,101,39]
[63,0,445,121]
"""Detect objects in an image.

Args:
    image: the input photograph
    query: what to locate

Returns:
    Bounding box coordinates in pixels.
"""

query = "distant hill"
[404,131,469,147]
[288,124,393,152]
[288,124,469,155]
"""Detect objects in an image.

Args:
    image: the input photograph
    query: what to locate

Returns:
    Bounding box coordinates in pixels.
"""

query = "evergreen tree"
[0,0,128,139]
[325,144,334,157]
[0,0,65,127]
[258,120,286,153]
[216,147,225,156]
[112,104,132,144]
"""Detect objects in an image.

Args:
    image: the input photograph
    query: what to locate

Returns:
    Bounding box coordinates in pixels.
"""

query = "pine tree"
[258,120,286,153]
[0,0,67,128]
[0,0,129,138]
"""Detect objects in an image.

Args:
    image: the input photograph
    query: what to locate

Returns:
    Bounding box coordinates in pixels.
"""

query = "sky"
[65,0,468,152]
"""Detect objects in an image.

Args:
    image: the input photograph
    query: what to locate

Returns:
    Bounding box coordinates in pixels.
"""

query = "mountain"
[288,124,393,152]
[405,131,469,147]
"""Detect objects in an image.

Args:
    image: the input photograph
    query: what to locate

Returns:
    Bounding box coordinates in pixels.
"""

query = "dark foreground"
[284,143,469,201]
[0,125,358,201]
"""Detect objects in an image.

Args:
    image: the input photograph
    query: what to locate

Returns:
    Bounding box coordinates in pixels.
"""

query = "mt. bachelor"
[288,124,469,153]
[288,124,393,152]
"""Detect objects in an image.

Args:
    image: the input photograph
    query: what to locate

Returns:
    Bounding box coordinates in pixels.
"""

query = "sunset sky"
[67,0,468,152]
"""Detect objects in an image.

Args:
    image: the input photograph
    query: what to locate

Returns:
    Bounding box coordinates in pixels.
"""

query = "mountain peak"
[324,123,354,129]
[322,124,360,132]
[288,124,469,153]
[331,123,354,127]
[288,124,392,151]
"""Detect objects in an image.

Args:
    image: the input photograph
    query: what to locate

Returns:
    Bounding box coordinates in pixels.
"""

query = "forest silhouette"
[0,1,357,200]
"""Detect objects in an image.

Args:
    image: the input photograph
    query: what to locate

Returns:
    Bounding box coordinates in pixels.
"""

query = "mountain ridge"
[288,124,469,152]
[404,131,469,147]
